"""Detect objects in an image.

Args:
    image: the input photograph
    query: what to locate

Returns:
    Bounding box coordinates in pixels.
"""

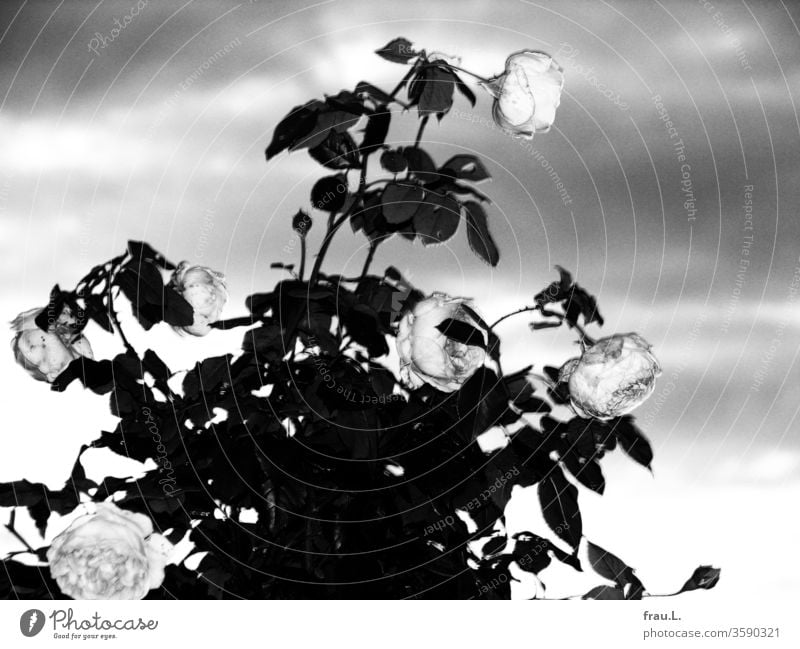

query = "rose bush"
[396,293,487,392]
[47,502,173,600]
[0,38,718,602]
[560,333,662,420]
[483,50,564,139]
[10,305,93,382]
[169,262,228,336]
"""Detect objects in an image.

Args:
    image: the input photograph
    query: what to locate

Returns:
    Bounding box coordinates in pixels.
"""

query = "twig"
[359,242,378,280]
[490,305,595,346]
[4,510,37,554]
[414,115,429,147]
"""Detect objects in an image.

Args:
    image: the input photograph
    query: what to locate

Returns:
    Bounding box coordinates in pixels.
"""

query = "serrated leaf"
[412,191,460,245]
[463,201,499,266]
[381,182,423,224]
[587,541,633,585]
[537,465,581,549]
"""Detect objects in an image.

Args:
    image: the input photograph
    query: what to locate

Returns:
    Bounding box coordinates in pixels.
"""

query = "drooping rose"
[396,293,487,393]
[559,333,661,420]
[10,305,93,382]
[169,261,228,336]
[482,50,564,139]
[47,502,173,600]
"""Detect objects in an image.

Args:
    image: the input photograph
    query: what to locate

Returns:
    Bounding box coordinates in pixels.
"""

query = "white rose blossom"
[559,333,662,420]
[482,50,564,139]
[10,305,94,383]
[47,502,173,600]
[169,262,228,336]
[396,293,487,393]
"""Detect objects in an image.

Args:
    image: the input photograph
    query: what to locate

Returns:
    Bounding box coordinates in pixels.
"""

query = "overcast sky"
[1,0,798,599]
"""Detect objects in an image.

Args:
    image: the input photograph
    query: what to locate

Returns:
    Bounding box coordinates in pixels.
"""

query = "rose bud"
[169,261,228,336]
[396,292,487,393]
[482,50,564,139]
[559,333,662,420]
[10,305,93,383]
[47,502,173,600]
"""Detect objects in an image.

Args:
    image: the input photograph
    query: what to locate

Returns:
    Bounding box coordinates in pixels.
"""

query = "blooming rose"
[559,333,661,420]
[169,261,228,336]
[10,305,93,382]
[483,50,564,139]
[47,502,173,600]
[396,293,487,392]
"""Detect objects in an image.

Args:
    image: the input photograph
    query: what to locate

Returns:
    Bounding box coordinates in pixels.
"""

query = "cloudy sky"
[1,0,798,599]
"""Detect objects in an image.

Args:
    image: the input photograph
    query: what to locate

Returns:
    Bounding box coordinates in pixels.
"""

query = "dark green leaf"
[412,191,460,245]
[463,201,499,266]
[311,174,348,213]
[265,101,322,159]
[582,585,625,600]
[537,465,582,549]
[359,107,391,155]
[679,565,721,593]
[615,417,654,470]
[440,155,490,182]
[308,129,361,169]
[380,149,407,173]
[375,38,418,64]
[381,182,423,224]
[436,318,486,350]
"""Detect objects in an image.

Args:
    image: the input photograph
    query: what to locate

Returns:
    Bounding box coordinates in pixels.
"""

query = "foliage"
[1,38,717,600]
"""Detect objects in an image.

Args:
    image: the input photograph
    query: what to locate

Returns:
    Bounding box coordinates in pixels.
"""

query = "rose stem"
[359,241,378,280]
[5,510,37,553]
[298,234,307,280]
[490,305,596,346]
[440,63,491,84]
[414,115,429,148]
[310,156,371,283]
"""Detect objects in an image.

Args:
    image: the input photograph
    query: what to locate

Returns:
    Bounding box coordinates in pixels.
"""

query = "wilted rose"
[482,50,564,139]
[559,333,661,420]
[169,262,228,336]
[10,305,93,382]
[47,502,173,600]
[396,293,487,393]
